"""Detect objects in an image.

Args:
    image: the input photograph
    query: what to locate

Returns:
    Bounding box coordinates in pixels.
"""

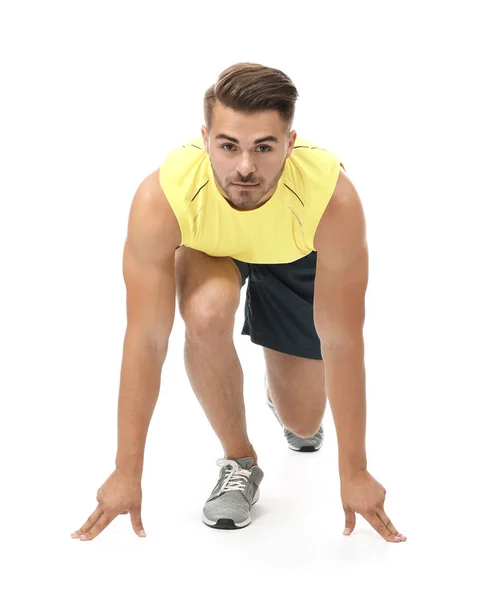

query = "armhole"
[158,166,185,247]
[308,155,343,251]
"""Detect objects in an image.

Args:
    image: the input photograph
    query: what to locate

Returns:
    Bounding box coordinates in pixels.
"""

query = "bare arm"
[313,170,407,543]
[115,169,181,477]
[313,167,369,477]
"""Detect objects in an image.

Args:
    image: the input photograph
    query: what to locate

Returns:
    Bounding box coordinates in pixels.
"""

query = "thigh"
[174,246,243,325]
[264,346,327,425]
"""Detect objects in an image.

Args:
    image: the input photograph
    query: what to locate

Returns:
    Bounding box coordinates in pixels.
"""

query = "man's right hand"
[71,468,146,541]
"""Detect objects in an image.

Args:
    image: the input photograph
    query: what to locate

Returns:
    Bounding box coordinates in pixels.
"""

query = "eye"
[220,144,272,152]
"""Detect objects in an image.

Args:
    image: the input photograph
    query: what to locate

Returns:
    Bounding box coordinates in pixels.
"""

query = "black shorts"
[232,251,323,360]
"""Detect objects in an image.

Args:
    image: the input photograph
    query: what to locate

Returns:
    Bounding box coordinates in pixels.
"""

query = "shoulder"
[159,136,208,204]
[289,137,341,170]
[324,166,361,213]
[287,137,344,199]
[313,167,368,270]
[159,136,206,176]
[125,169,182,256]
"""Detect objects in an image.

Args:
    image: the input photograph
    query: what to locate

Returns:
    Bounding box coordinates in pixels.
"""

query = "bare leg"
[175,247,258,465]
[263,347,327,438]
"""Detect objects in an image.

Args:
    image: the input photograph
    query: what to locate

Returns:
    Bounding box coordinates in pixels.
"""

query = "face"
[201,101,296,210]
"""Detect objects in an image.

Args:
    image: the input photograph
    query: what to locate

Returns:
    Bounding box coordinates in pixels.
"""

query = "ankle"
[224,445,258,466]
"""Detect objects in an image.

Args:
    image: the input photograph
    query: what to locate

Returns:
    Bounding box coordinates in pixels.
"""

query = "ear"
[201,125,209,152]
[287,130,297,156]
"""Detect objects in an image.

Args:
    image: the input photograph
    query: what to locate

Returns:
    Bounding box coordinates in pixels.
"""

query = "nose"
[235,152,256,178]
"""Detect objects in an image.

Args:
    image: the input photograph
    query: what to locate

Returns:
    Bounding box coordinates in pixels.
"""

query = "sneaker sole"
[289,444,322,452]
[202,490,260,529]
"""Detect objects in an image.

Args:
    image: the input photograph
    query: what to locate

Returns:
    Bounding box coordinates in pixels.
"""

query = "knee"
[275,402,324,438]
[267,387,324,439]
[284,421,322,439]
[180,294,237,340]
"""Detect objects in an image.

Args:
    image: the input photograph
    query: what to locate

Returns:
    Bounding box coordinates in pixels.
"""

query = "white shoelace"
[216,459,251,493]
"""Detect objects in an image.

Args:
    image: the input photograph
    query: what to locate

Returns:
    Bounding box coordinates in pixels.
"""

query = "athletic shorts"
[232,251,323,360]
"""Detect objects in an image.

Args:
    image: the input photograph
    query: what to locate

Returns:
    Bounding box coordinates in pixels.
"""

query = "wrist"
[338,456,367,480]
[115,454,144,477]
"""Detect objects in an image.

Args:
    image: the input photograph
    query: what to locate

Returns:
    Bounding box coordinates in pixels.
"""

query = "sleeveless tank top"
[159,135,345,263]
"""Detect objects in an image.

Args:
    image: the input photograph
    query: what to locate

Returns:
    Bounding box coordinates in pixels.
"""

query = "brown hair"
[203,62,299,133]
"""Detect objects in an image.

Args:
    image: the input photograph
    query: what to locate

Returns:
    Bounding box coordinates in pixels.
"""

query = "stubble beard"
[212,160,286,210]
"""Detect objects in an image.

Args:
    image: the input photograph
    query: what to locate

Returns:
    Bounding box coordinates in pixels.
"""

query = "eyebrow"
[215,134,279,144]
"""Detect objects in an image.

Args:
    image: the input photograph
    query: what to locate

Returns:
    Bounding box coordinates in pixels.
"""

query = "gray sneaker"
[202,457,264,529]
[265,373,324,452]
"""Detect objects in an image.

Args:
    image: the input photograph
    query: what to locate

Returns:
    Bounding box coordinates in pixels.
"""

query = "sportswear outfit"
[159,136,345,528]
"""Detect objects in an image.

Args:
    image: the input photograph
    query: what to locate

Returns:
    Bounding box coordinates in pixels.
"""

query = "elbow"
[317,328,365,357]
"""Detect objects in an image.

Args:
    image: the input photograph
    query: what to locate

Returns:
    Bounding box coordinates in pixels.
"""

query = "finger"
[72,505,103,538]
[80,511,117,541]
[364,511,402,543]
[130,507,146,537]
[343,508,356,536]
[376,508,407,541]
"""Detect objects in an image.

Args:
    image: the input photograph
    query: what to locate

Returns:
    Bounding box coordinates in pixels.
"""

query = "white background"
[1,0,484,598]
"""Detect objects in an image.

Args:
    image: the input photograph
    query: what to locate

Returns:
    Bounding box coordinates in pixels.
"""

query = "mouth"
[232,183,259,187]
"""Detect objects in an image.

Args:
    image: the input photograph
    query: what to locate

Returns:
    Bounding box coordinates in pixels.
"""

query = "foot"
[202,457,264,529]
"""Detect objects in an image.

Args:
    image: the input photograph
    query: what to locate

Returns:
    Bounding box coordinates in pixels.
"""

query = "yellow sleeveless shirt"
[159,136,345,264]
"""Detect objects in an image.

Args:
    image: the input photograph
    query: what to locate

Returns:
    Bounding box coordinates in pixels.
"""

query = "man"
[71,62,406,542]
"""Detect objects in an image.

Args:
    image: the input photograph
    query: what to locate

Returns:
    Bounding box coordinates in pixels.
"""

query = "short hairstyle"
[203,62,299,133]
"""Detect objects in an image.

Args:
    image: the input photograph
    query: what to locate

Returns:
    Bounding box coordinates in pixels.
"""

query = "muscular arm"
[313,168,369,477]
[115,170,181,476]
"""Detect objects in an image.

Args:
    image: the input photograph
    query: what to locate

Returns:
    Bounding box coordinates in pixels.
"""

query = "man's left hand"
[340,470,407,543]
